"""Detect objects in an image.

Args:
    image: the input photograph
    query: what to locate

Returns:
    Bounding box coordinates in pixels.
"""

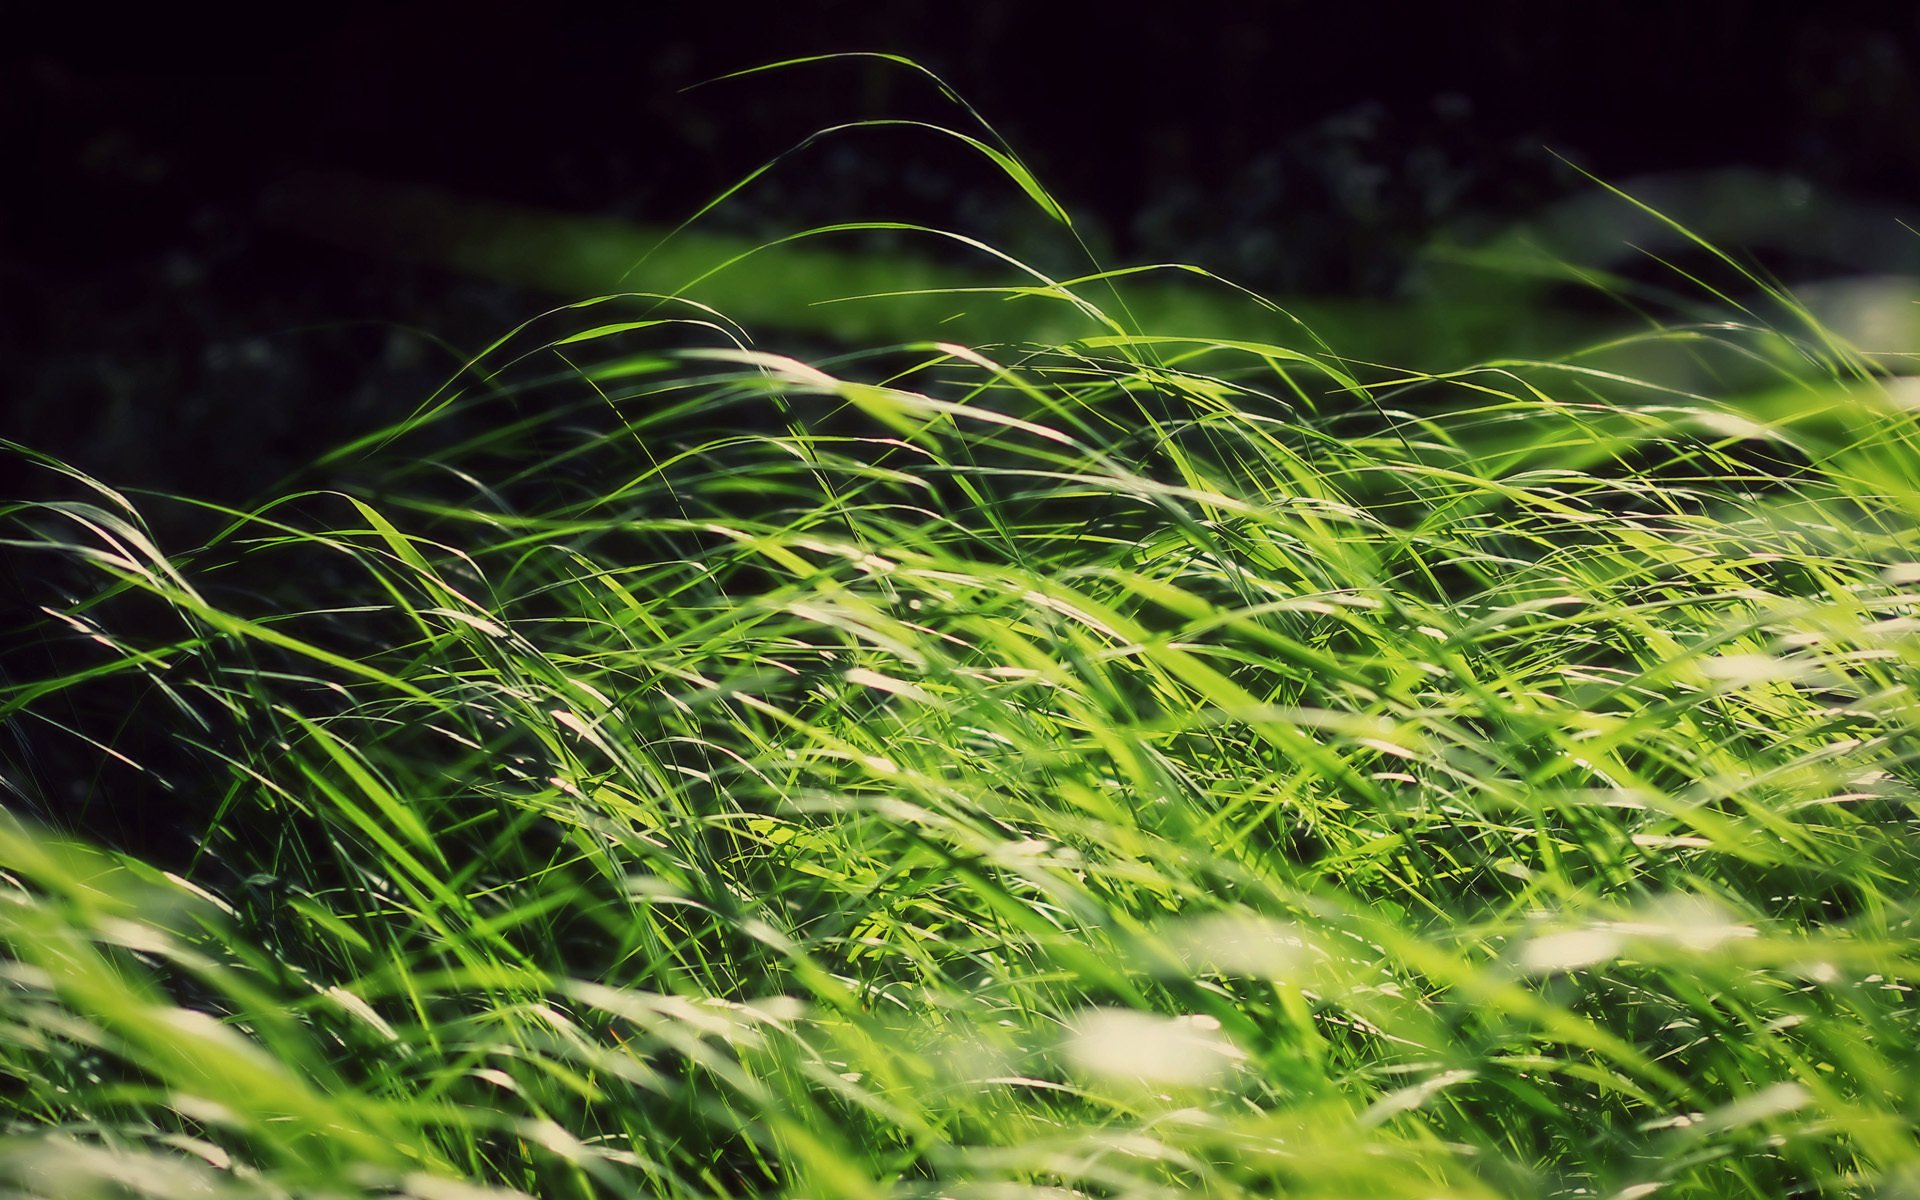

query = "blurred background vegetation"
[3,1,1916,503]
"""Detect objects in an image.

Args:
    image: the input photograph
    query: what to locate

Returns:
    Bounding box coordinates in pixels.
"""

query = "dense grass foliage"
[4,72,1919,1198]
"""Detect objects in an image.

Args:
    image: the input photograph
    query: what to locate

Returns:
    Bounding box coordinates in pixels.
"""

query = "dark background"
[4,1,1918,501]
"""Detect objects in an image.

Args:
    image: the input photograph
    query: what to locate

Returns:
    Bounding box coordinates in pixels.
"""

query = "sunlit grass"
[4,58,1918,1200]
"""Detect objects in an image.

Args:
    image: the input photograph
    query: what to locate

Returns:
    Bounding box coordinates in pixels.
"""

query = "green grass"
[4,59,1919,1199]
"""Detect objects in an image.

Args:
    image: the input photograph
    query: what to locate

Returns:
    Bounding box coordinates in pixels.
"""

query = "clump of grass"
[4,58,1919,1200]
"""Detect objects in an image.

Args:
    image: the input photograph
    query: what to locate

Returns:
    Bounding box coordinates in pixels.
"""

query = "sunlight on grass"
[3,54,1918,1200]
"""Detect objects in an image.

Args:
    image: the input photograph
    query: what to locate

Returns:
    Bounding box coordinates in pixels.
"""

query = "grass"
[4,57,1919,1199]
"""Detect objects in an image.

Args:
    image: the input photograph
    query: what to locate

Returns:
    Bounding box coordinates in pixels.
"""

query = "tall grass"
[4,59,1918,1199]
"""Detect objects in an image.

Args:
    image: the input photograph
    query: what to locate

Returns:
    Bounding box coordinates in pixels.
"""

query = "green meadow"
[4,59,1918,1198]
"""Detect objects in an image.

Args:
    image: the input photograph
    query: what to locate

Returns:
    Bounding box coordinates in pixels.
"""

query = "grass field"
[4,62,1918,1199]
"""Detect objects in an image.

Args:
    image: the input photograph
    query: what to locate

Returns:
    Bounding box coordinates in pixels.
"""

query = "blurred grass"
[263,162,1920,376]
[263,170,1603,366]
